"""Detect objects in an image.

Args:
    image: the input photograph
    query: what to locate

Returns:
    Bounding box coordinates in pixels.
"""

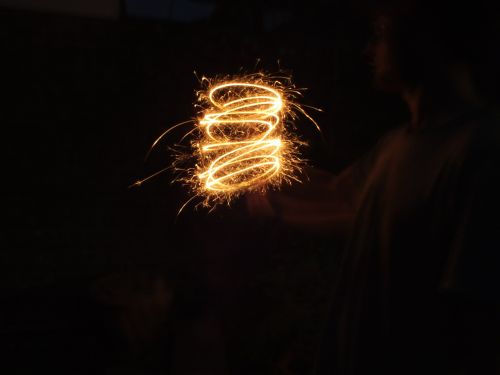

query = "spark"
[132,73,320,210]
[198,82,284,192]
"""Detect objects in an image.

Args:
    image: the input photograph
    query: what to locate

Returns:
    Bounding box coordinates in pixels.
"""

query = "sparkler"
[200,83,287,191]
[133,73,320,210]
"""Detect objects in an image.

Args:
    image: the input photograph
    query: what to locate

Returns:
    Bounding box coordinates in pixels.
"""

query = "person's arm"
[246,127,392,235]
[246,160,368,236]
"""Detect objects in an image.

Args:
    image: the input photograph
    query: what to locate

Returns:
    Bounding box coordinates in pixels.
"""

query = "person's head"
[367,0,495,96]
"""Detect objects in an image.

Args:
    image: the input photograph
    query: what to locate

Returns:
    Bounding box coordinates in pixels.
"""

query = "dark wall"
[1,3,407,374]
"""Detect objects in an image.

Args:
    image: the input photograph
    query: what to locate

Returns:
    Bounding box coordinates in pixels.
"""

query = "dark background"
[1,1,408,374]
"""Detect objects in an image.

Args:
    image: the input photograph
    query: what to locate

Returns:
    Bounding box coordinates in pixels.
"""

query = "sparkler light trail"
[132,73,320,210]
[198,82,285,192]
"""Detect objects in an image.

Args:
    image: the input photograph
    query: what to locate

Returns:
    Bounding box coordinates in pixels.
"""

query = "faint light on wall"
[126,0,215,22]
[0,0,120,18]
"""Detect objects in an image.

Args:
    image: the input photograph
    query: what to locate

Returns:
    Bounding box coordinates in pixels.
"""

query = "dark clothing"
[318,109,500,374]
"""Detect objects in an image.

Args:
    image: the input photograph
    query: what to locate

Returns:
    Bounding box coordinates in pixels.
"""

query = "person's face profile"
[368,14,404,92]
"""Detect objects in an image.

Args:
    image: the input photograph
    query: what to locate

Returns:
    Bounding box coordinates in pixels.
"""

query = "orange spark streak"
[132,73,320,210]
[197,82,284,193]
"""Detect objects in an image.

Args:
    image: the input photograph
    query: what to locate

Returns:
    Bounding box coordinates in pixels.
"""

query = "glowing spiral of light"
[197,82,285,193]
[131,74,318,211]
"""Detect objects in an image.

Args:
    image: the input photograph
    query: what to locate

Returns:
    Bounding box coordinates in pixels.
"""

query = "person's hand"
[246,166,356,235]
[246,166,335,216]
[246,188,276,218]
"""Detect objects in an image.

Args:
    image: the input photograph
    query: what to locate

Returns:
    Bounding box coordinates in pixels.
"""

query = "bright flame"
[132,73,320,211]
[197,82,284,193]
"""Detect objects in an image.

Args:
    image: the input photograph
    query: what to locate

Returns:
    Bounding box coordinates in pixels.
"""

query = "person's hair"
[373,0,499,92]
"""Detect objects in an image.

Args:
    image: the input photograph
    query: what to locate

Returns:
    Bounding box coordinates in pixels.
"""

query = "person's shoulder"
[375,125,407,148]
[467,107,500,152]
[459,107,500,177]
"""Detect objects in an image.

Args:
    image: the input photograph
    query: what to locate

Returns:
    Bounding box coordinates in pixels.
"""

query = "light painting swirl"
[131,73,320,210]
[197,82,284,193]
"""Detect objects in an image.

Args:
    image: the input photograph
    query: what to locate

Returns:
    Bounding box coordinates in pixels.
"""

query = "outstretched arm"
[246,164,363,236]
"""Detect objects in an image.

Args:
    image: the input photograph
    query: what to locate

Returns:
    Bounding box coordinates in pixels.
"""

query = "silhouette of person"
[248,0,500,373]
